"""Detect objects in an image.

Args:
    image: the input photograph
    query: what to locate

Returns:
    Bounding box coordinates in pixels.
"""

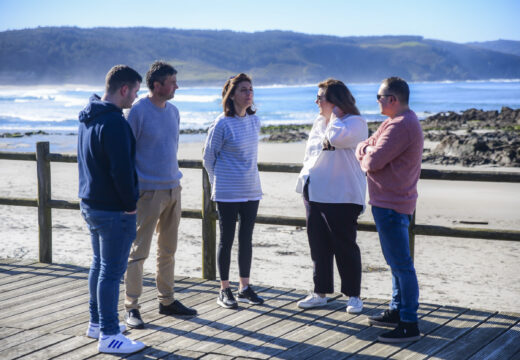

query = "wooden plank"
[208,289,324,358]
[465,316,520,360]
[0,327,23,340]
[0,329,51,355]
[111,282,236,360]
[419,168,520,183]
[165,349,210,359]
[0,261,52,283]
[1,260,519,360]
[430,312,518,359]
[129,282,225,347]
[198,353,234,360]
[20,335,94,360]
[0,332,71,360]
[0,265,53,284]
[149,286,297,357]
[0,152,36,161]
[40,274,187,336]
[169,286,294,353]
[36,141,52,263]
[202,168,217,280]
[253,299,365,359]
[274,299,389,360]
[350,303,456,359]
[0,286,89,328]
[414,224,520,242]
[0,267,82,293]
[0,258,36,266]
[0,272,87,311]
[147,288,300,358]
[168,285,275,350]
[392,309,493,360]
[53,276,193,337]
[50,279,218,359]
[0,264,87,299]
[48,274,181,335]
[24,275,166,359]
[0,197,38,207]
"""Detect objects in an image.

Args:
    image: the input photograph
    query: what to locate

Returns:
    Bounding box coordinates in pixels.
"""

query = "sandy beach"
[1,139,519,313]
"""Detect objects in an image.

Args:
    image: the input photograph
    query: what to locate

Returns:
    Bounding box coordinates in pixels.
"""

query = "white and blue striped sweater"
[203,113,263,202]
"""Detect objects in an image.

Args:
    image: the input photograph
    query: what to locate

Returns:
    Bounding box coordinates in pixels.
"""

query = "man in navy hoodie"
[78,65,145,354]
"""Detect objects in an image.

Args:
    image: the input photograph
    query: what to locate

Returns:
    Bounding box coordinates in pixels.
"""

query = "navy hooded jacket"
[77,94,138,212]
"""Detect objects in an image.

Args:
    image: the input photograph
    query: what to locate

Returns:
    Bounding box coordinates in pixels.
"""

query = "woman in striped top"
[203,73,264,309]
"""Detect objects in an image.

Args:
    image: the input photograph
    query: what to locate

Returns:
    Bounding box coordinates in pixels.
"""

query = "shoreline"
[2,106,519,168]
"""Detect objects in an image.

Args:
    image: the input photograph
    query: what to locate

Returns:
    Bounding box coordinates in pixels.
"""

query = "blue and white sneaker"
[98,332,145,354]
[86,322,126,339]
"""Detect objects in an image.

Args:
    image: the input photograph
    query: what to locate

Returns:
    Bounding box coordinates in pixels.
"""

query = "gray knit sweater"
[126,97,182,191]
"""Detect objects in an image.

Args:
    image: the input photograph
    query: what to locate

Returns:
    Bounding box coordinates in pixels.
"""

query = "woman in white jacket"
[295,78,368,314]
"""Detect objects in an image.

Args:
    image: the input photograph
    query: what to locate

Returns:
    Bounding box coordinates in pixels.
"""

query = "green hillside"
[1,27,520,85]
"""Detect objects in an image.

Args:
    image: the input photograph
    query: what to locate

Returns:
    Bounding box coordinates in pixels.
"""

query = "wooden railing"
[1,141,520,280]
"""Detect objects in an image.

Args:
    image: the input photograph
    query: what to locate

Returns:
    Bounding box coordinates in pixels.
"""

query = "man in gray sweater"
[124,61,197,329]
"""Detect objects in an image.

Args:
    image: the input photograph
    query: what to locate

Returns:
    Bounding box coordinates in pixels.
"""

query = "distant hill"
[1,27,520,85]
[467,40,520,57]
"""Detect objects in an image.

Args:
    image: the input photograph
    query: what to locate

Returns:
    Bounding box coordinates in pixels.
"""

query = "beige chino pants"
[125,186,181,310]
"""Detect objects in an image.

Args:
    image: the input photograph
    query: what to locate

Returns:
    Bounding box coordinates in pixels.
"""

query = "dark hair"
[318,78,360,116]
[105,65,142,94]
[382,77,410,104]
[222,73,256,117]
[146,61,177,91]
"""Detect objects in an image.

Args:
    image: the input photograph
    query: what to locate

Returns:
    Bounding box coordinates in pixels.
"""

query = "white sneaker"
[98,332,145,354]
[297,292,328,309]
[86,322,126,339]
[346,296,363,314]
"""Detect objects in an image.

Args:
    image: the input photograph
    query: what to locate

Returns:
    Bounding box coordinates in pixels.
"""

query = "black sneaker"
[125,309,145,329]
[159,300,197,316]
[368,309,400,327]
[217,288,238,309]
[378,321,421,343]
[237,286,264,305]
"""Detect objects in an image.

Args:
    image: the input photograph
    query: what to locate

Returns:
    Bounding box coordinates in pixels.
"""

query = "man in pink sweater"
[356,77,423,343]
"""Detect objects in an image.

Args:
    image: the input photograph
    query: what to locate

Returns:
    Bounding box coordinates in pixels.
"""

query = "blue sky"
[0,0,519,43]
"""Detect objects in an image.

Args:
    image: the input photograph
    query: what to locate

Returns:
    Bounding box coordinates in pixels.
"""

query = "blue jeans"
[81,207,136,335]
[372,206,419,323]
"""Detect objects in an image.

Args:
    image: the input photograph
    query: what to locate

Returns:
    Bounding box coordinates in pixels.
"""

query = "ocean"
[1,80,520,152]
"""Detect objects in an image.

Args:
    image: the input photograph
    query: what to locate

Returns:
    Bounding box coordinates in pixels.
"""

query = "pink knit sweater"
[356,110,423,215]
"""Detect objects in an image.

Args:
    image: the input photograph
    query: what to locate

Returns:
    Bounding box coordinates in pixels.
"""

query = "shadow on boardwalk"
[0,259,519,359]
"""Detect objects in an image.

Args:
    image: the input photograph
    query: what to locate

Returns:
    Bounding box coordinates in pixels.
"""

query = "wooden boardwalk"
[0,259,519,360]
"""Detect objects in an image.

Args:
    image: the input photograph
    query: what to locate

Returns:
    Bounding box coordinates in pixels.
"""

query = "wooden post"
[36,142,52,263]
[409,210,416,262]
[201,168,216,280]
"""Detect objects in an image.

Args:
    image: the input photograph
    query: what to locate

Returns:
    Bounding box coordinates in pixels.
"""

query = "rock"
[429,130,519,167]
[264,130,308,142]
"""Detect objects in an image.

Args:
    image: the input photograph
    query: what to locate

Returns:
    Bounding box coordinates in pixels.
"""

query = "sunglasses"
[377,94,395,101]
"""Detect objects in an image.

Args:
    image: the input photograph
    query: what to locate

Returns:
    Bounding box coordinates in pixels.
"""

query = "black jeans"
[216,200,259,281]
[303,183,363,296]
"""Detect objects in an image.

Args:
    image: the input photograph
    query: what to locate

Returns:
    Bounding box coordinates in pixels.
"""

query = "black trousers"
[216,200,259,281]
[303,183,363,296]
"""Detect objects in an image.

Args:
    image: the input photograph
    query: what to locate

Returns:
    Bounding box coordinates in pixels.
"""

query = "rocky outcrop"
[421,107,520,167]
[423,131,520,167]
[421,106,520,131]
[261,125,311,142]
